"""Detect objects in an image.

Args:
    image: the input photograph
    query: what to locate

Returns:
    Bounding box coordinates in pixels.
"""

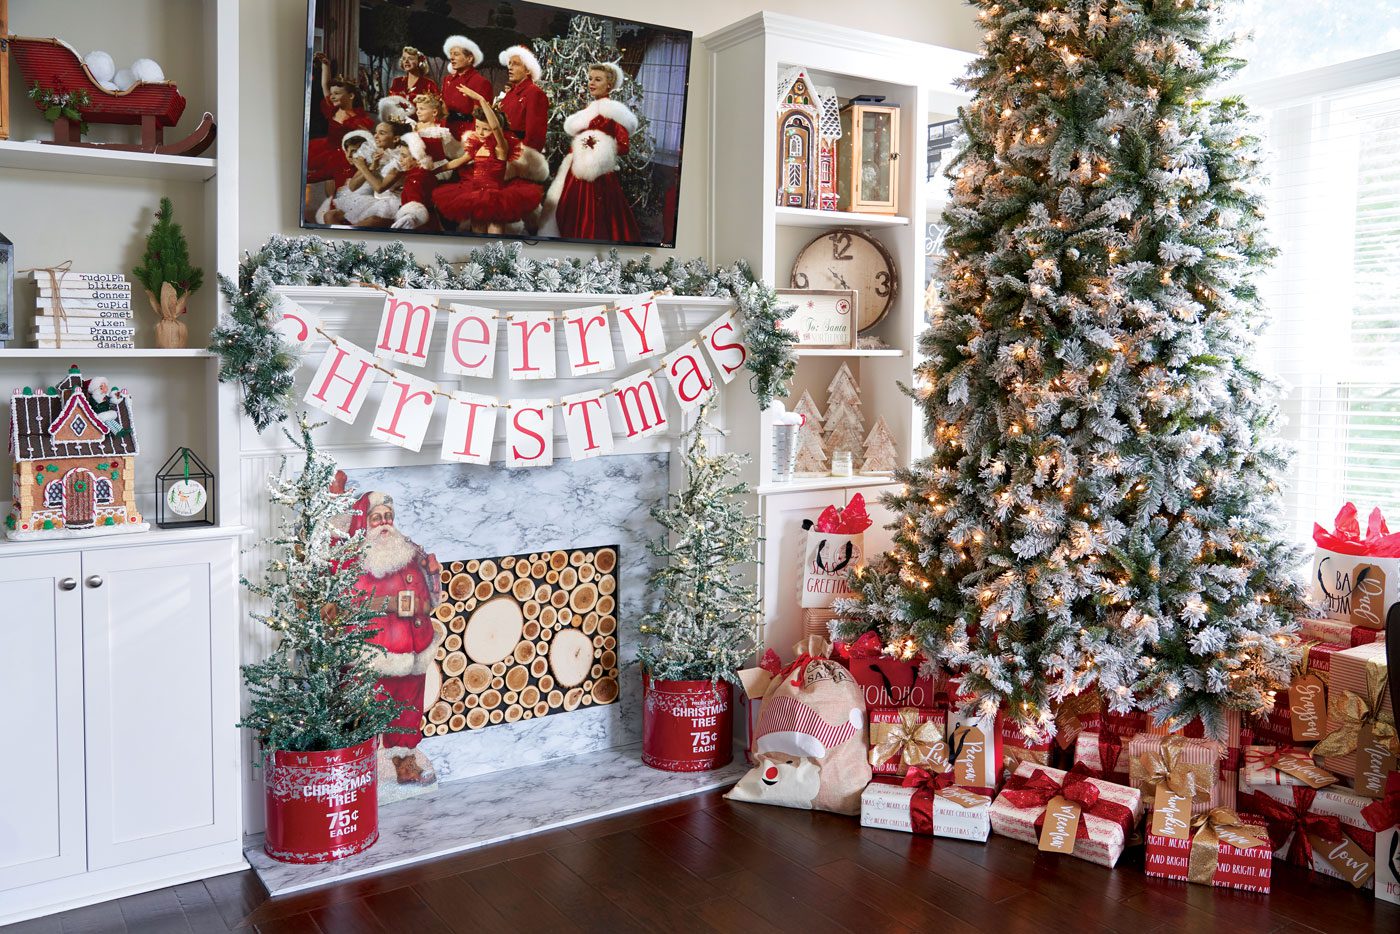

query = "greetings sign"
[292,290,749,467]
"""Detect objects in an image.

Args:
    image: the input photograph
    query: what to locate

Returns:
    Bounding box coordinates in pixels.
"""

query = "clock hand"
[828,267,851,289]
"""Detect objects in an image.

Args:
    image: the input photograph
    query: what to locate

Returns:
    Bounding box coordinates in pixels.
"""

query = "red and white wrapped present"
[989,762,1144,867]
[1241,746,1339,790]
[1302,616,1386,648]
[1310,503,1400,630]
[1145,807,1272,892]
[1073,729,1131,781]
[1362,771,1400,905]
[1144,709,1245,769]
[1244,782,1378,889]
[1125,733,1226,816]
[860,766,993,842]
[1315,642,1397,796]
[1251,642,1341,746]
[868,706,948,781]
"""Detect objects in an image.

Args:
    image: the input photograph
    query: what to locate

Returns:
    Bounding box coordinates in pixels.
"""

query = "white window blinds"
[1257,75,1400,542]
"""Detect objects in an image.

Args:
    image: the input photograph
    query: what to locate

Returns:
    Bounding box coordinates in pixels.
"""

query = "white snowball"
[84,50,116,83]
[98,80,119,92]
[113,68,136,91]
[129,58,165,83]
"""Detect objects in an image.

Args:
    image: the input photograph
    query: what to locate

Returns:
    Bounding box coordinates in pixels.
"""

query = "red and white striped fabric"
[756,695,859,757]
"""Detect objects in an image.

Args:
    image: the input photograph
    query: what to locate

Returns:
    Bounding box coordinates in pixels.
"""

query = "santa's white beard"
[361,524,416,578]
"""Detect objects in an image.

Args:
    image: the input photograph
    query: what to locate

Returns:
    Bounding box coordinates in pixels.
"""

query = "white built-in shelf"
[0,348,214,359]
[774,206,911,229]
[0,523,250,557]
[757,473,898,497]
[0,139,216,183]
[793,347,905,357]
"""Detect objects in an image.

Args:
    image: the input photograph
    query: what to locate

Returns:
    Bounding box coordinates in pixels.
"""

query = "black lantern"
[0,230,13,346]
[156,447,215,528]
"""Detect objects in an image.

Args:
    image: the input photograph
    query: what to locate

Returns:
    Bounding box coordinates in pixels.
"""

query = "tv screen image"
[302,0,692,248]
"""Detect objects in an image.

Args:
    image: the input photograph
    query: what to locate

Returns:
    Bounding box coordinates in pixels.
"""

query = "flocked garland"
[212,236,797,432]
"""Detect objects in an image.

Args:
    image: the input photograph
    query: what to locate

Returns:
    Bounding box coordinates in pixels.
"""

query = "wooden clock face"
[790,228,898,332]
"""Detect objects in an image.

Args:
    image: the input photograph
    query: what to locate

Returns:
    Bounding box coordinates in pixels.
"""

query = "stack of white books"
[28,272,137,349]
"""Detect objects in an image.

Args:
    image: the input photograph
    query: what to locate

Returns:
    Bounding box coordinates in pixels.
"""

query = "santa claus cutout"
[335,473,445,792]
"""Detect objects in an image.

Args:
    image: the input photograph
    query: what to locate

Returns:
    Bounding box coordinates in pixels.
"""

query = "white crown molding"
[1230,49,1400,109]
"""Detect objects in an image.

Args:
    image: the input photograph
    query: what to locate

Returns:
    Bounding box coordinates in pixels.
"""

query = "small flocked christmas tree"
[639,404,762,685]
[133,197,203,349]
[823,363,866,468]
[792,389,829,474]
[238,414,400,753]
[861,416,898,475]
[844,0,1304,740]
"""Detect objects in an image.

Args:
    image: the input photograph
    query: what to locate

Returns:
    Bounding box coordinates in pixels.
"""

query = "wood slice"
[480,688,502,709]
[564,688,584,711]
[513,578,535,601]
[435,647,447,661]
[534,701,550,717]
[546,569,559,584]
[421,723,434,738]
[548,689,564,707]
[522,620,541,640]
[448,573,474,601]
[595,548,616,574]
[505,665,529,691]
[531,561,548,578]
[428,701,452,724]
[444,633,463,652]
[474,581,494,600]
[558,608,574,625]
[540,606,557,627]
[466,693,480,708]
[450,616,467,633]
[451,561,464,573]
[422,664,442,707]
[504,690,518,704]
[582,614,598,636]
[578,563,595,583]
[550,590,569,609]
[464,597,524,664]
[491,660,508,675]
[523,710,533,720]
[603,636,617,651]
[534,583,551,602]
[449,713,467,732]
[600,650,617,670]
[467,708,488,729]
[598,575,615,596]
[598,615,616,636]
[559,567,578,590]
[501,556,516,569]
[591,664,604,679]
[489,709,504,724]
[464,664,491,693]
[436,723,450,734]
[505,704,523,723]
[442,651,468,677]
[597,594,615,615]
[467,559,480,573]
[490,676,504,690]
[435,601,457,623]
[514,642,537,665]
[592,677,619,704]
[593,635,605,648]
[523,600,541,620]
[494,571,514,593]
[537,672,553,690]
[550,551,569,571]
[440,678,466,703]
[452,700,465,713]
[479,559,498,580]
[520,686,540,707]
[570,582,597,613]
[551,629,595,688]
[583,694,594,706]
[570,550,586,567]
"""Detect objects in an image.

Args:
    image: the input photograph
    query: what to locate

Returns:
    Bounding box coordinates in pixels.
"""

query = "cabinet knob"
[59,577,77,591]
[85,575,104,589]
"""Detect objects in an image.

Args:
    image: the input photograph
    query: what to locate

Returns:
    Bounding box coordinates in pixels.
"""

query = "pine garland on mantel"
[212,235,797,431]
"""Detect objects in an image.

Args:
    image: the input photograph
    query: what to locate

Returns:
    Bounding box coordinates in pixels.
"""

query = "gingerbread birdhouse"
[776,66,842,211]
[6,365,147,539]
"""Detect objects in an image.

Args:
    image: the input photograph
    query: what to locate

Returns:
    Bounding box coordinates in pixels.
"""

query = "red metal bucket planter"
[263,737,379,864]
[642,674,733,772]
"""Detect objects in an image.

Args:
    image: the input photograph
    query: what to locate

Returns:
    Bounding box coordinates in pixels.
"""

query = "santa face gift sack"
[727,638,871,815]
[799,495,873,608]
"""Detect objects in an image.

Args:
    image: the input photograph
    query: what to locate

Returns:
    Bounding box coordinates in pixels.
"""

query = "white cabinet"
[0,532,243,925]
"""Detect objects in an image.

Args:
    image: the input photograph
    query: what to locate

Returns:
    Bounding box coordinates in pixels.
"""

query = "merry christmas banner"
[286,289,748,466]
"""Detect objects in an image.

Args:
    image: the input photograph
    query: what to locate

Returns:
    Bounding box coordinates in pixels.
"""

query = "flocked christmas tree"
[639,404,762,684]
[238,414,400,753]
[792,389,829,474]
[840,0,1304,740]
[823,363,866,469]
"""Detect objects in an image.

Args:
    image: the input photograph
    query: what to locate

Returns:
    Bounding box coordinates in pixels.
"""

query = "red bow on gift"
[847,631,885,659]
[1000,768,1136,839]
[1312,503,1400,557]
[1252,746,1314,771]
[1069,733,1125,779]
[814,494,873,535]
[899,766,992,835]
[1362,771,1400,833]
[1251,786,1375,869]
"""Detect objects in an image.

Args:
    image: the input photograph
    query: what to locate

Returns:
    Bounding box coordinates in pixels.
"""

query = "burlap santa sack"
[726,637,871,815]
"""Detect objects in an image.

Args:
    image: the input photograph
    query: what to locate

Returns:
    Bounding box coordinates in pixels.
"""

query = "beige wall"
[238,0,980,262]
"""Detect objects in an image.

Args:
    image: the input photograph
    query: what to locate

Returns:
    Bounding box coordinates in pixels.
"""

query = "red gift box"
[1145,810,1273,892]
[1073,729,1133,781]
[1301,616,1385,648]
[839,631,944,709]
[868,706,948,781]
[1242,782,1378,889]
[989,762,1144,867]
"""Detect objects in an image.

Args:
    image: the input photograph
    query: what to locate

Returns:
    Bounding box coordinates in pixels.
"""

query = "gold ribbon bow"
[1130,736,1213,803]
[870,708,947,769]
[18,260,73,348]
[1187,807,1271,885]
[1313,658,1397,761]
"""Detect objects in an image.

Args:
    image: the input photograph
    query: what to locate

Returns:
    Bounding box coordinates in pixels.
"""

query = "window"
[634,35,689,166]
[1222,2,1400,83]
[44,481,63,508]
[94,478,113,504]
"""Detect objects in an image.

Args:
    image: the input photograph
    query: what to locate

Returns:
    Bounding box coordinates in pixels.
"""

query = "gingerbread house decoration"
[776,66,842,211]
[7,366,147,539]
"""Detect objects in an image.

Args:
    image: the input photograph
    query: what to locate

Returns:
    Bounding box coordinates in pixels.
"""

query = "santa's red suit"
[544,96,641,242]
[346,492,441,752]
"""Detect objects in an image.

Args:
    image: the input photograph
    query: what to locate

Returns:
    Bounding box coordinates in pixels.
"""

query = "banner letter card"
[508,310,556,380]
[616,294,665,363]
[507,399,554,468]
[610,370,668,440]
[376,289,438,367]
[662,342,716,413]
[443,303,498,379]
[562,304,616,376]
[273,298,320,350]
[370,369,438,452]
[441,391,497,465]
[701,311,748,384]
[561,390,614,461]
[305,340,378,424]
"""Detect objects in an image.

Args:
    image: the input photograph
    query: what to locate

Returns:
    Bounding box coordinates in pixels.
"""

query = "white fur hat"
[592,62,625,90]
[378,95,413,125]
[443,35,483,65]
[84,50,115,84]
[500,45,542,82]
[342,128,374,151]
[130,58,165,83]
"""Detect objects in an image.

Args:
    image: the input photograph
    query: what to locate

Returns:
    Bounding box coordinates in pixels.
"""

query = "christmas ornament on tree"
[792,389,829,475]
[845,0,1304,740]
[860,416,897,475]
[823,362,866,470]
[133,197,202,349]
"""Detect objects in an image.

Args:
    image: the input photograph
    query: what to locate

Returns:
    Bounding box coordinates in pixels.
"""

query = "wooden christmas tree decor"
[134,197,203,349]
[860,415,898,475]
[823,362,866,469]
[6,365,147,539]
[792,389,829,475]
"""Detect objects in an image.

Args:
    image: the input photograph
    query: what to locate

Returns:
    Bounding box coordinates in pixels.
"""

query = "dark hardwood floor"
[9,789,1397,933]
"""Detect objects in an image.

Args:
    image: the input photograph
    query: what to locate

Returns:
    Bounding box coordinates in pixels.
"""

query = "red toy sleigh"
[8,36,215,155]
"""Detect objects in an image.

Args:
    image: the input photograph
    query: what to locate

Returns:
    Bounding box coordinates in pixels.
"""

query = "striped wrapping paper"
[1125,733,1227,816]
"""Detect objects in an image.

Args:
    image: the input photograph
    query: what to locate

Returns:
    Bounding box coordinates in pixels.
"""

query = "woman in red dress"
[440,35,493,141]
[432,87,544,235]
[387,46,440,102]
[394,93,462,230]
[543,63,640,242]
[305,52,374,188]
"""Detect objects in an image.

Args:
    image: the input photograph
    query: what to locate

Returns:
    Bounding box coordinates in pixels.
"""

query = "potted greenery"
[133,197,203,348]
[638,404,761,771]
[238,415,400,863]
